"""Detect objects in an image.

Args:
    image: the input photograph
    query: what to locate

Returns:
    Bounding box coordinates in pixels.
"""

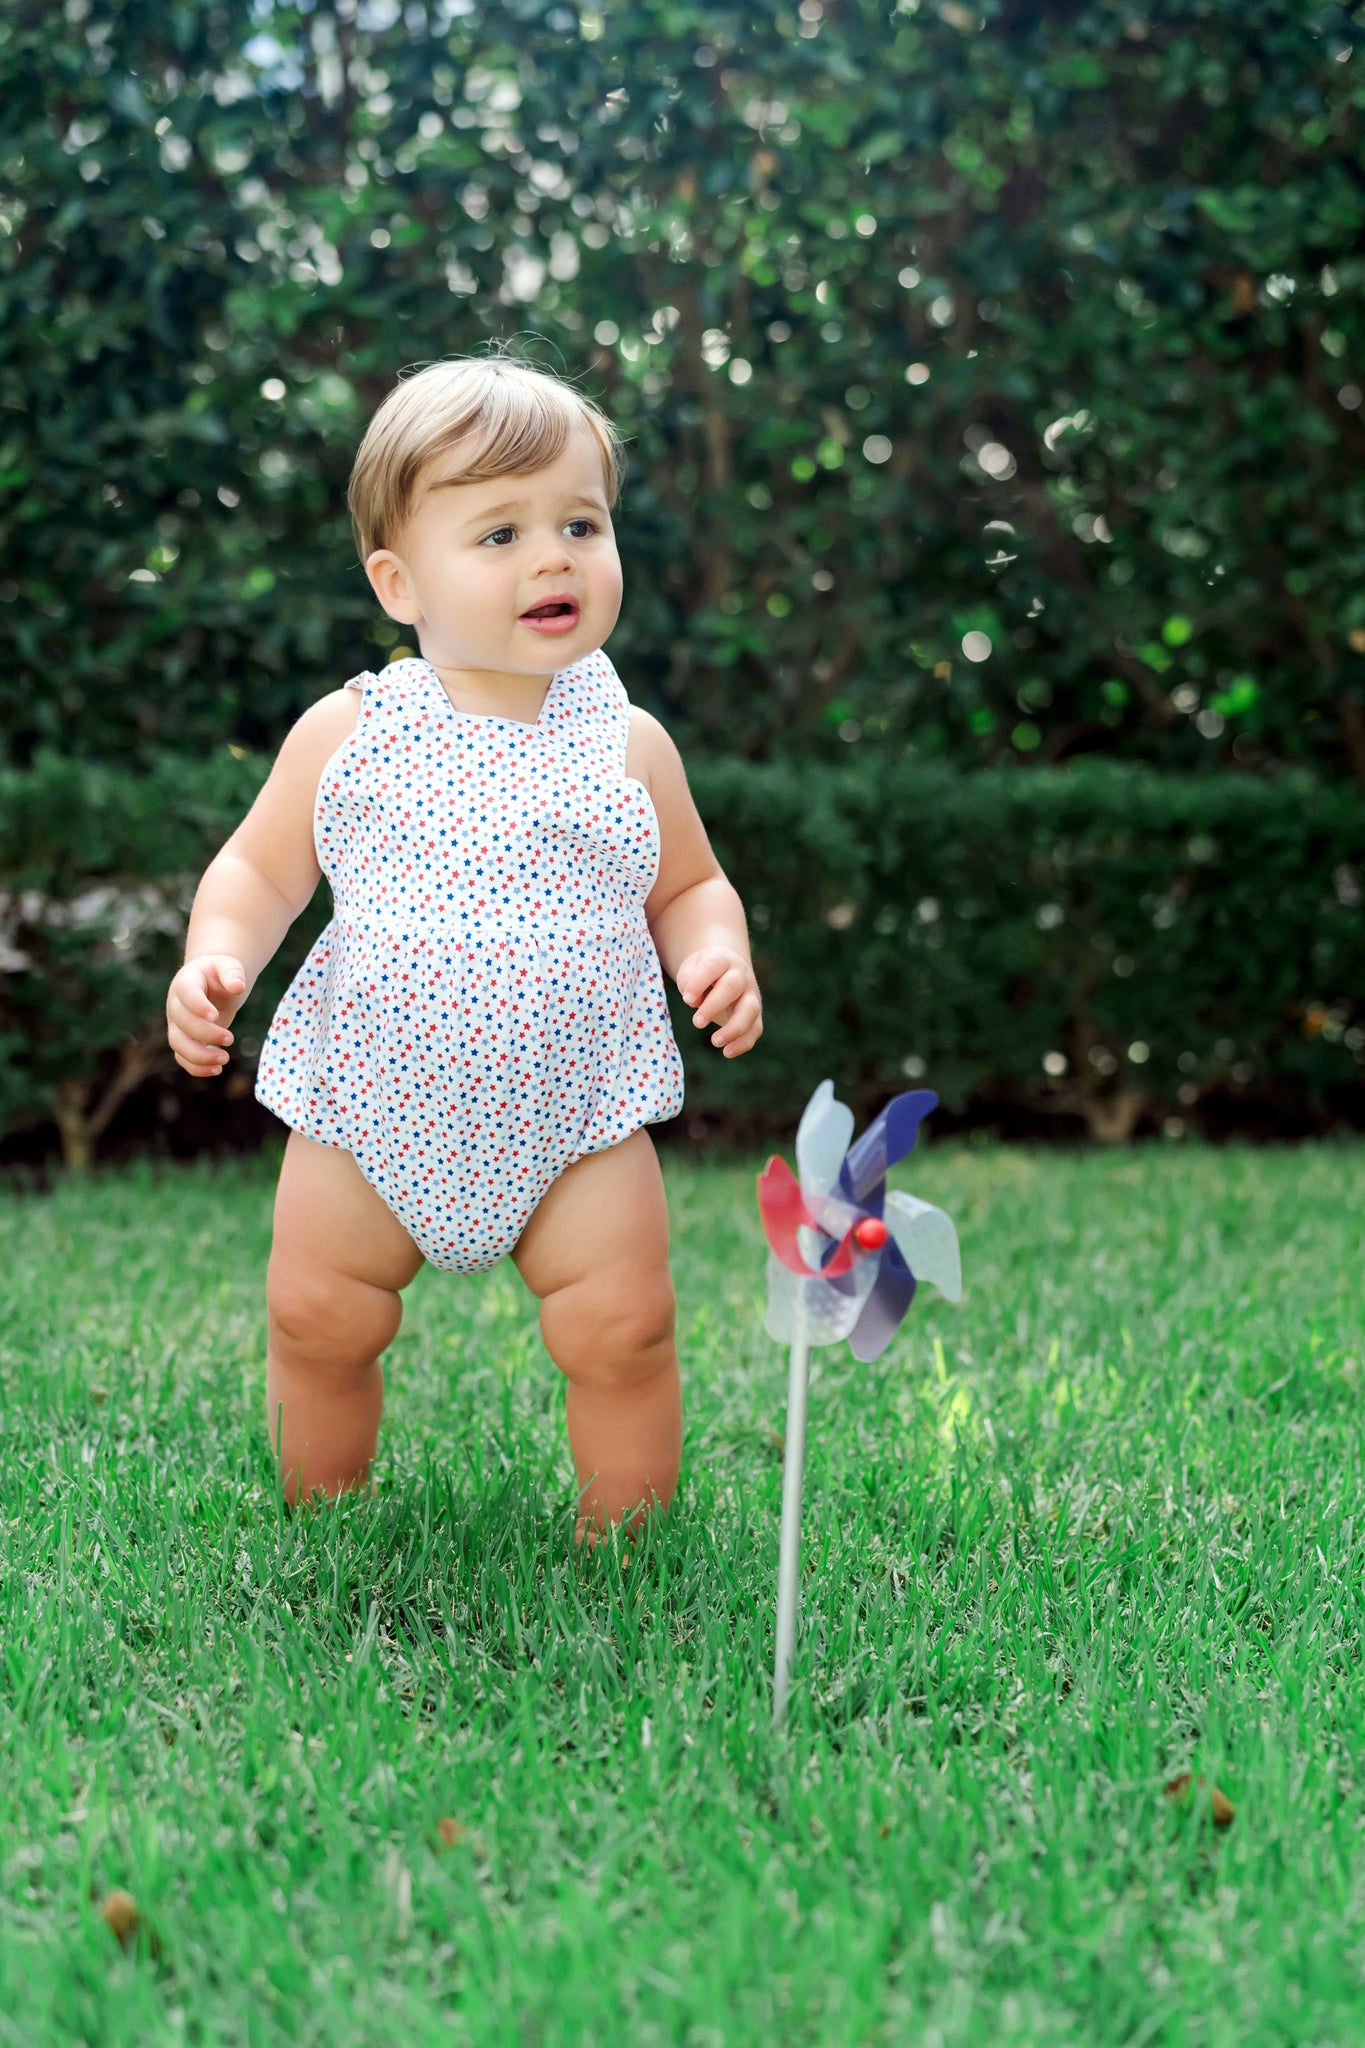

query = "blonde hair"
[346,354,627,564]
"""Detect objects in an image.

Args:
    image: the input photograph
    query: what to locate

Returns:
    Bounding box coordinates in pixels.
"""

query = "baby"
[165,355,762,1539]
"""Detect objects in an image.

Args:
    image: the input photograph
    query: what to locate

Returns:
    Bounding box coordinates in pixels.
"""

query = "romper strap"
[588,652,632,775]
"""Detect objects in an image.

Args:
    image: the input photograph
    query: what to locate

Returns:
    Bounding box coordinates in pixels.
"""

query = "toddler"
[166,355,762,1537]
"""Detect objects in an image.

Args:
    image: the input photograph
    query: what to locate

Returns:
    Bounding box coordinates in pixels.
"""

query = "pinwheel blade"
[795,1079,856,1199]
[764,1251,877,1348]
[839,1090,939,1206]
[760,1157,860,1279]
[803,1185,864,1245]
[796,1223,829,1272]
[883,1190,963,1302]
[757,1155,815,1274]
[847,1236,917,1363]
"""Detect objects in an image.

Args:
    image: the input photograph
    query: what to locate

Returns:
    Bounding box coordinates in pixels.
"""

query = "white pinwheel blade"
[764,1251,877,1348]
[795,1080,855,1199]
[882,1191,964,1302]
[804,1185,862,1243]
[796,1223,829,1272]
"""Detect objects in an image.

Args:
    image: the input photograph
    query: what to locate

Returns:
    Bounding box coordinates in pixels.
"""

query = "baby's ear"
[365,548,420,622]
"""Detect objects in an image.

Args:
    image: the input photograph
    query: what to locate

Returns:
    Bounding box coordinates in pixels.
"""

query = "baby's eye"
[479,518,600,547]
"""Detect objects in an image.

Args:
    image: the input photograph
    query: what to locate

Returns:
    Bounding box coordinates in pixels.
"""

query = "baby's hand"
[677,948,763,1060]
[167,956,248,1078]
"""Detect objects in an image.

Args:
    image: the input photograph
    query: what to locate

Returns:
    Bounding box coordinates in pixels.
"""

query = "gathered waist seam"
[328,911,646,938]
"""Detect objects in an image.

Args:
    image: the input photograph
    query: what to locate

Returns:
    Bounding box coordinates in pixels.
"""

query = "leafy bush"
[2,1,1363,777]
[0,749,305,1168]
[3,751,1359,1168]
[685,755,1365,1137]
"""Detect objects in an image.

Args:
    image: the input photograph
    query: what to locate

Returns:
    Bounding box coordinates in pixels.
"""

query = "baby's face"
[365,422,623,677]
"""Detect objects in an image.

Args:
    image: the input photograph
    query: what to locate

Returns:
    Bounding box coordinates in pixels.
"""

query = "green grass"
[2,1135,1363,2046]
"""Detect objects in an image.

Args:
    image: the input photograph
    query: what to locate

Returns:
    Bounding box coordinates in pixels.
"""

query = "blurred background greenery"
[1,0,1362,1168]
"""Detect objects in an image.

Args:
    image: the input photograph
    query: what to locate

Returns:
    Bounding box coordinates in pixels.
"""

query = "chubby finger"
[679,954,735,1007]
[714,994,762,1051]
[692,968,746,1028]
[173,1043,228,1077]
[171,996,233,1046]
[713,991,761,1042]
[171,980,216,1023]
[168,1020,230,1070]
[721,1014,763,1058]
[171,1048,228,1078]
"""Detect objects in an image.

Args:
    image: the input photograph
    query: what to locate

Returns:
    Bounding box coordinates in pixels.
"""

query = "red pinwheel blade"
[757,1156,817,1274]
[758,1156,859,1277]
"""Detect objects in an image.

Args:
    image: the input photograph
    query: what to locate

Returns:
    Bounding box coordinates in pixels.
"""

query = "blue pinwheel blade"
[847,1236,918,1362]
[838,1089,939,1209]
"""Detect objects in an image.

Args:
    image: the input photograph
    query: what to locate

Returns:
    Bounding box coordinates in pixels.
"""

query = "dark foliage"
[1,0,1363,775]
[3,750,1359,1165]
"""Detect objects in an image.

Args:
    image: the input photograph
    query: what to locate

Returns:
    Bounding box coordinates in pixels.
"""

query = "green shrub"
[3,1,1364,777]
[682,756,1365,1137]
[0,750,316,1169]
[2,752,1360,1167]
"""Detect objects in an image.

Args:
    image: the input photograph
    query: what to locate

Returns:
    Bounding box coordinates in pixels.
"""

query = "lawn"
[1,1135,1363,2046]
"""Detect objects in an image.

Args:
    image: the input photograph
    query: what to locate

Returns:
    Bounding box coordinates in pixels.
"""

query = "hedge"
[2,752,1360,1170]
[3,0,1365,779]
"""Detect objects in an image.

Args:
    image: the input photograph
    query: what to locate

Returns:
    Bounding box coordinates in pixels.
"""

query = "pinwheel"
[757,1078,964,1723]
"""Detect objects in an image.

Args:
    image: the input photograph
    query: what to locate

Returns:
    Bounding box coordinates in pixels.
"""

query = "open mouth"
[522,600,579,620]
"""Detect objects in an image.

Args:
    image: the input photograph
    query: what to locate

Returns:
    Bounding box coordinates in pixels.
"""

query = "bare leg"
[265,1130,425,1505]
[512,1127,680,1541]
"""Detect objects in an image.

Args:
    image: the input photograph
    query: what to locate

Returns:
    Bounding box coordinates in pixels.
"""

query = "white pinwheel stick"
[760,1080,964,1729]
[772,1293,809,1727]
[774,1079,852,1725]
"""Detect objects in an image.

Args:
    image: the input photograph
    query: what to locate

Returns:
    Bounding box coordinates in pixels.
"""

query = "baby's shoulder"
[623,702,672,793]
[296,685,363,751]
[270,687,363,792]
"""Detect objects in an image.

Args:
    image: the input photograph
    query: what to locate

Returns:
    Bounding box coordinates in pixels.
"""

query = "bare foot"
[575,1519,634,1569]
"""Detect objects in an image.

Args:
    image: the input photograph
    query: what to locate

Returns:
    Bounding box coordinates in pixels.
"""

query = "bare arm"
[184,849,304,1000]
[167,690,358,1077]
[650,872,751,988]
[638,709,763,1059]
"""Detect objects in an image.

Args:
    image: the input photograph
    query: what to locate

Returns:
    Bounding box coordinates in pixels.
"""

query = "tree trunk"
[50,1022,170,1173]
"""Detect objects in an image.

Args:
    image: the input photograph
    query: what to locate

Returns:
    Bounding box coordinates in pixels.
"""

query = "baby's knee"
[540,1262,676,1390]
[267,1253,402,1369]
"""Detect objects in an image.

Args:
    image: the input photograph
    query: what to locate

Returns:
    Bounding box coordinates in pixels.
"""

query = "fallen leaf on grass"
[98,1888,162,1956]
[435,1817,468,1850]
[1164,1772,1235,1826]
[100,1890,139,1945]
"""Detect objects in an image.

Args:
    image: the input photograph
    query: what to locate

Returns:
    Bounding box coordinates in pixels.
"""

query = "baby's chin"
[415,635,599,676]
[511,623,612,668]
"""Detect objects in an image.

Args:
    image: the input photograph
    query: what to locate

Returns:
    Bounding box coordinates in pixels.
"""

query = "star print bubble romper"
[254,649,686,1273]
